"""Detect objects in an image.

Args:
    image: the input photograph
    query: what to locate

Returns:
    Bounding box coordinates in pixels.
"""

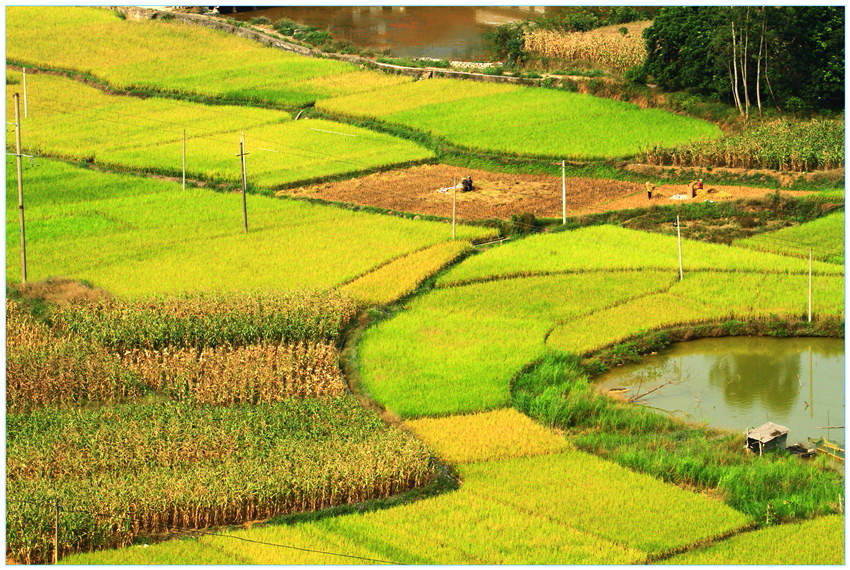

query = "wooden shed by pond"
[746,422,789,455]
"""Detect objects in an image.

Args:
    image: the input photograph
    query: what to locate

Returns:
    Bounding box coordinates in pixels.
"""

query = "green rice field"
[359,226,843,418]
[7,7,411,107]
[734,211,845,265]
[7,72,433,188]
[318,80,722,159]
[436,225,843,286]
[4,158,494,294]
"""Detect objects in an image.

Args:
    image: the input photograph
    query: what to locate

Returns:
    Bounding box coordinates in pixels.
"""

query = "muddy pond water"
[595,337,845,447]
[231,6,549,60]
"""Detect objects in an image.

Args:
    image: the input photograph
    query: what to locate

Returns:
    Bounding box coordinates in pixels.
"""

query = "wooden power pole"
[13,93,28,284]
[452,178,457,240]
[182,129,186,191]
[561,160,566,225]
[808,248,813,322]
[676,215,683,281]
[237,136,249,233]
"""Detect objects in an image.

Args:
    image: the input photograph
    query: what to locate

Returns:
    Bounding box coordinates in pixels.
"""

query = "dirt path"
[281,164,815,221]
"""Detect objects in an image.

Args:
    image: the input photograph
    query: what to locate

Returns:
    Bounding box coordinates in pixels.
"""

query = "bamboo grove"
[6,292,437,563]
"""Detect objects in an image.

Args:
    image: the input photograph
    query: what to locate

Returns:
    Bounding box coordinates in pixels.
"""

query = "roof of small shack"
[747,422,790,443]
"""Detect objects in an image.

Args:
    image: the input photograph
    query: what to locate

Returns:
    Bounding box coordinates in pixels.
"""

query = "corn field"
[6,301,137,412]
[642,119,845,172]
[121,342,345,404]
[7,399,436,564]
[50,291,358,351]
[523,28,647,73]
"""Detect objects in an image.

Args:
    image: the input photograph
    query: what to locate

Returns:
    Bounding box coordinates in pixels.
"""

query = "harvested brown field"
[280,164,815,221]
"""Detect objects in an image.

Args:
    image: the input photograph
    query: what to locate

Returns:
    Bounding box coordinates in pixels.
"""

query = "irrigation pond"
[595,337,845,447]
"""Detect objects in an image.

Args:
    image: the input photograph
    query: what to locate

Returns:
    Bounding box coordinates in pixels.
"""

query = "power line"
[7,498,401,565]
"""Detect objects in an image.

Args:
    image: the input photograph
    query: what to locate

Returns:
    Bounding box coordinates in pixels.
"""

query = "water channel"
[231,6,553,60]
[594,337,845,447]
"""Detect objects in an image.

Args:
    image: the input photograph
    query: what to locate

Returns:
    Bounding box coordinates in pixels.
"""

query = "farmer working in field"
[646,181,655,199]
[461,176,474,192]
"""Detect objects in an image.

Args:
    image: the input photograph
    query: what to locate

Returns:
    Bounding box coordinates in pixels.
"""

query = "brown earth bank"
[281,164,816,221]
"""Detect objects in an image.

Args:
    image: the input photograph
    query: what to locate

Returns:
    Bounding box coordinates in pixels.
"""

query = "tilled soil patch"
[280,164,814,221]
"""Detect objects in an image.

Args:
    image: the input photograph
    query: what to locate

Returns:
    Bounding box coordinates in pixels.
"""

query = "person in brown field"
[645,181,655,199]
[461,176,474,192]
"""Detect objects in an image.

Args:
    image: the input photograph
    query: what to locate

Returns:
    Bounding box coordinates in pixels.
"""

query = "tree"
[643,6,844,111]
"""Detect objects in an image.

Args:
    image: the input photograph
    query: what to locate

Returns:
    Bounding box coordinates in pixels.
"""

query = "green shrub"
[248,16,272,26]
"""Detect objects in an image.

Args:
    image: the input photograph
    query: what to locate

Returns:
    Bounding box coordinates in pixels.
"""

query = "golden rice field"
[405,408,571,464]
[7,7,411,106]
[661,514,844,565]
[62,451,751,564]
[339,240,472,306]
[6,72,433,188]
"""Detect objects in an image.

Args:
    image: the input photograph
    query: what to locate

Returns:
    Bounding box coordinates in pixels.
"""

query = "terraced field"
[734,211,844,265]
[318,81,722,159]
[7,72,433,188]
[4,159,494,294]
[7,6,411,107]
[5,6,844,566]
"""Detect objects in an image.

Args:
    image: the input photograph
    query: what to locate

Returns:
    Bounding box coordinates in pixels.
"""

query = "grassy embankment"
[4,158,494,294]
[6,293,438,564]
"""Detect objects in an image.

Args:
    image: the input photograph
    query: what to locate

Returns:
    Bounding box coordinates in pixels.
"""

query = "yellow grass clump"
[340,241,472,306]
[405,408,571,464]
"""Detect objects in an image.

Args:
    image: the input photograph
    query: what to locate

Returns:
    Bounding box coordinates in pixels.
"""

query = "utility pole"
[22,67,28,119]
[53,499,60,564]
[182,129,186,191]
[237,134,249,233]
[452,177,457,240]
[676,215,683,281]
[808,248,813,322]
[13,93,28,284]
[561,160,566,225]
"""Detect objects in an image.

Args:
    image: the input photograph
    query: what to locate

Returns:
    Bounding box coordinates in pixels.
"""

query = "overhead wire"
[6,498,401,565]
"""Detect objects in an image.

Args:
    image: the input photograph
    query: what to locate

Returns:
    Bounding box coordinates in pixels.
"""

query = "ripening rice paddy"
[61,450,751,565]
[661,514,844,565]
[436,224,843,286]
[339,240,473,306]
[4,159,494,294]
[7,7,411,106]
[318,81,722,159]
[6,72,433,188]
[404,408,571,464]
[733,211,845,265]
